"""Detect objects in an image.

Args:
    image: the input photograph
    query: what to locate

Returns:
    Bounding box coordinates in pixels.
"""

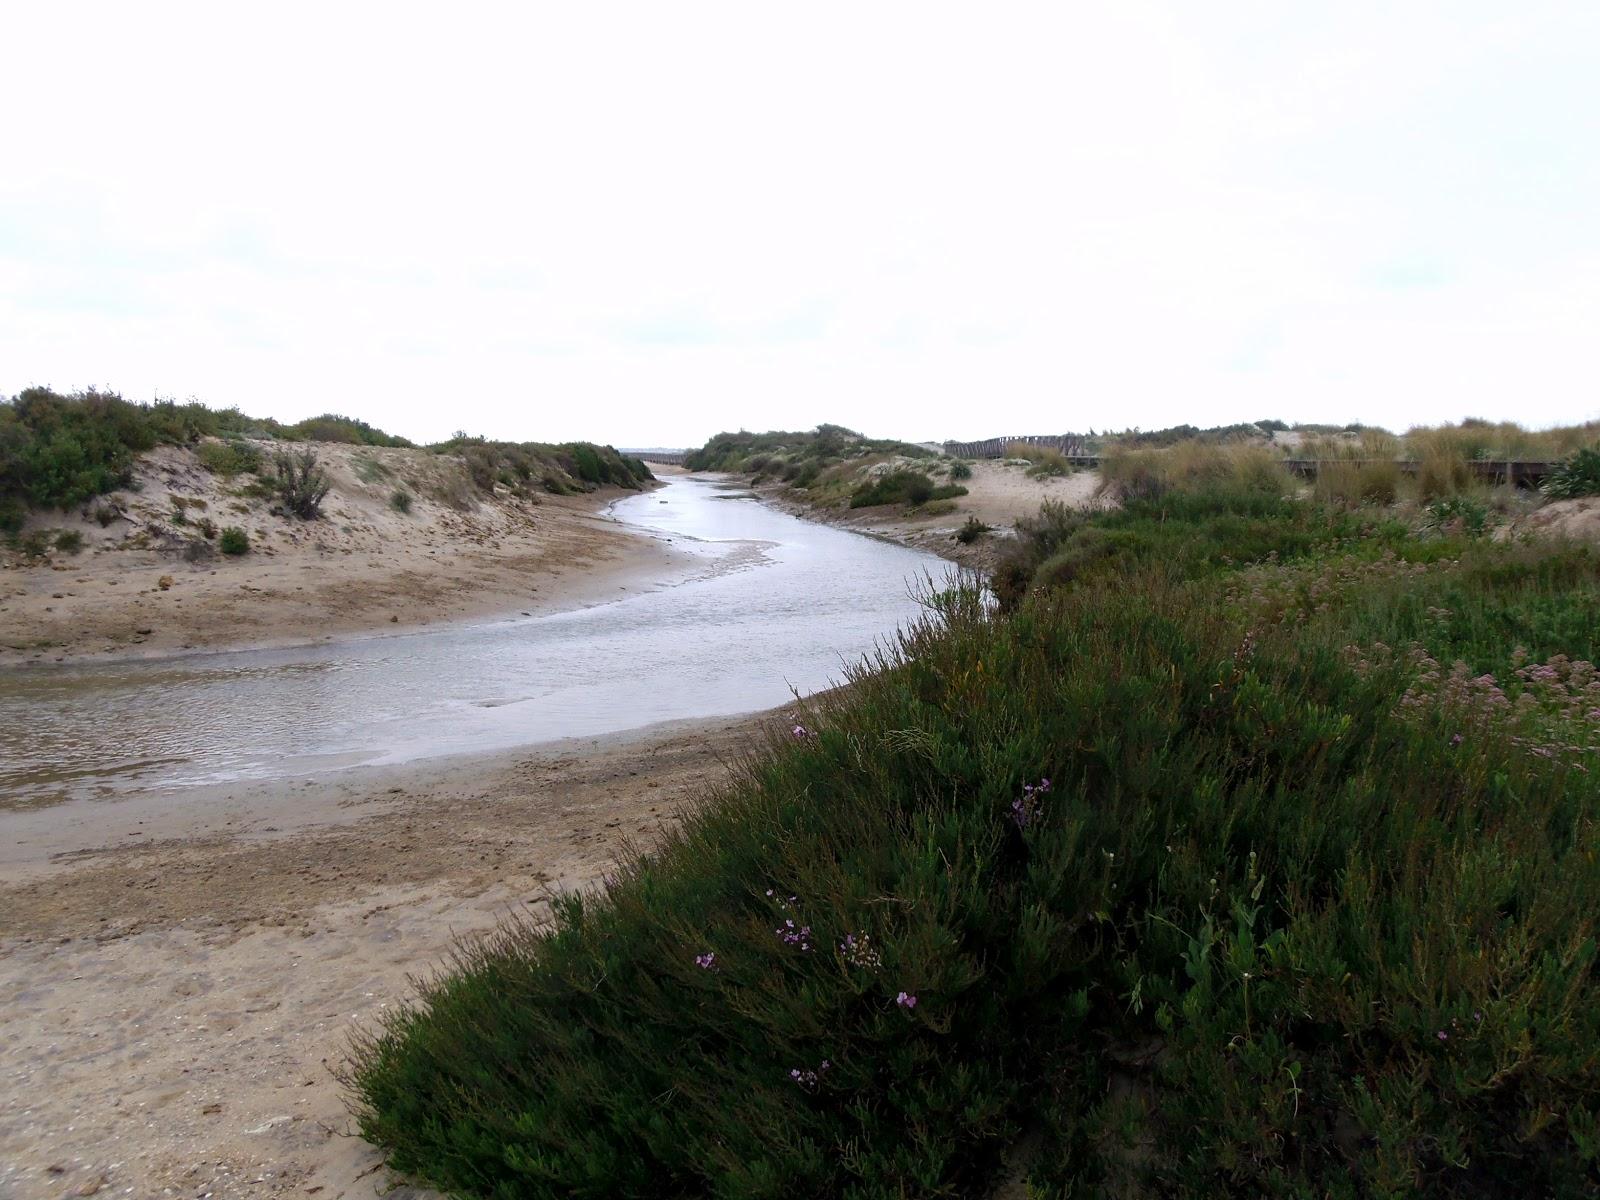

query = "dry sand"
[756,459,1104,569]
[0,709,789,1199]
[0,442,688,665]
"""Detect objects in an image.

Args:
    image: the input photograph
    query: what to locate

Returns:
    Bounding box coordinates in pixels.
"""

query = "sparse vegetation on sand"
[350,454,1600,1198]
[1,388,655,533]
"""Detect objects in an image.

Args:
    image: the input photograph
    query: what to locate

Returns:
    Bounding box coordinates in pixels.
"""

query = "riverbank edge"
[0,479,698,669]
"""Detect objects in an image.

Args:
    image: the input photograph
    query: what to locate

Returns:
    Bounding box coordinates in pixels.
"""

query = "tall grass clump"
[1098,444,1291,504]
[351,522,1600,1197]
[1312,457,1401,506]
[1006,442,1073,478]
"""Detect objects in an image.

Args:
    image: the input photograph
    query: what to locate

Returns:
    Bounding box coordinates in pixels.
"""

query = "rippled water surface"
[0,476,951,809]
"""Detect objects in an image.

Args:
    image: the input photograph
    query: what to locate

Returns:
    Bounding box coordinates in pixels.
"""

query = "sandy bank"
[754,458,1103,569]
[0,442,688,665]
[0,707,798,1199]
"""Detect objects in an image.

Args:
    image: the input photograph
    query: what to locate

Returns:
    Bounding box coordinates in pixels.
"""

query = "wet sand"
[0,708,790,1199]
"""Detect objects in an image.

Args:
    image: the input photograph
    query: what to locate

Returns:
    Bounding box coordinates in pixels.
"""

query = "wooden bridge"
[623,448,689,466]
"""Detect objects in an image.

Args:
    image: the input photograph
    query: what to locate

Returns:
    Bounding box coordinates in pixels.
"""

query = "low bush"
[219,526,249,555]
[1544,446,1600,500]
[390,489,414,514]
[351,525,1600,1197]
[954,515,992,544]
[197,438,263,477]
[272,449,331,519]
[196,517,218,539]
[352,453,392,484]
[1419,494,1496,537]
[948,460,973,480]
[850,472,968,509]
[53,529,83,553]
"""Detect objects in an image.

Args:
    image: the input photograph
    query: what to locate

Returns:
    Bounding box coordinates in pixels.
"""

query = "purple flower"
[792,724,813,739]
[777,919,813,951]
[896,991,918,1009]
[1436,1030,1449,1041]
[1449,733,1463,746]
[694,952,717,970]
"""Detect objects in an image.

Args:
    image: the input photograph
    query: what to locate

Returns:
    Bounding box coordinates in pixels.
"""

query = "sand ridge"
[0,441,688,665]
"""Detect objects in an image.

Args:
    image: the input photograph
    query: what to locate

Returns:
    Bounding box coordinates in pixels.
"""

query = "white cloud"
[3,0,1597,445]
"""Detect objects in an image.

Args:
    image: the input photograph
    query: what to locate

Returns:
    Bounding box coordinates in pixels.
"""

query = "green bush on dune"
[350,462,1600,1197]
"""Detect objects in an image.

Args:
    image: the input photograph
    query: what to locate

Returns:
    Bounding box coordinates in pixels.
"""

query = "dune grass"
[349,466,1600,1198]
[1006,441,1075,478]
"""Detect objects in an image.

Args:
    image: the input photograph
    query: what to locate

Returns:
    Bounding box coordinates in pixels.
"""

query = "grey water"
[0,475,953,810]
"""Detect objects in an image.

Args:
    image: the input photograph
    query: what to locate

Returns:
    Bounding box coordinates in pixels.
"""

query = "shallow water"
[0,476,952,809]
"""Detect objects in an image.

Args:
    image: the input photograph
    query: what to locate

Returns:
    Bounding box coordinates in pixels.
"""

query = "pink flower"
[896,991,918,1009]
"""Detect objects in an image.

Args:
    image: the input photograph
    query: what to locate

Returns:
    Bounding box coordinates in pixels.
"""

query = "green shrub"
[53,529,82,553]
[849,471,966,509]
[197,438,262,477]
[0,389,406,523]
[390,489,413,514]
[219,526,249,555]
[1420,494,1496,537]
[272,449,330,519]
[350,538,1600,1198]
[954,515,992,544]
[948,460,973,480]
[686,425,934,473]
[290,414,411,447]
[1543,446,1600,500]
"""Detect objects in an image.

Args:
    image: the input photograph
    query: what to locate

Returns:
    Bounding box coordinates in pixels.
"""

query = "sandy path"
[0,710,785,1199]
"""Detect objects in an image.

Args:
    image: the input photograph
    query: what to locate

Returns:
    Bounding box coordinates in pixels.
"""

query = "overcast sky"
[4,2,1597,447]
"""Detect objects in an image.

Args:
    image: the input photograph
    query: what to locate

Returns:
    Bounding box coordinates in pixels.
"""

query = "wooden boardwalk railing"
[938,437,1556,487]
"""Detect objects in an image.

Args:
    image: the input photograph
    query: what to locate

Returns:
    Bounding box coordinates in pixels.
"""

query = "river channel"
[0,475,953,809]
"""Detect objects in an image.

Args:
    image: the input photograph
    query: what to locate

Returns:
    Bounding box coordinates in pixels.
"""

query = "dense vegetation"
[431,433,653,497]
[686,425,934,481]
[0,387,652,531]
[848,470,966,509]
[350,452,1600,1198]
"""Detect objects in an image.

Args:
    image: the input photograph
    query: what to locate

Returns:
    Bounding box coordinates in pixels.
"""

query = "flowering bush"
[353,495,1600,1200]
